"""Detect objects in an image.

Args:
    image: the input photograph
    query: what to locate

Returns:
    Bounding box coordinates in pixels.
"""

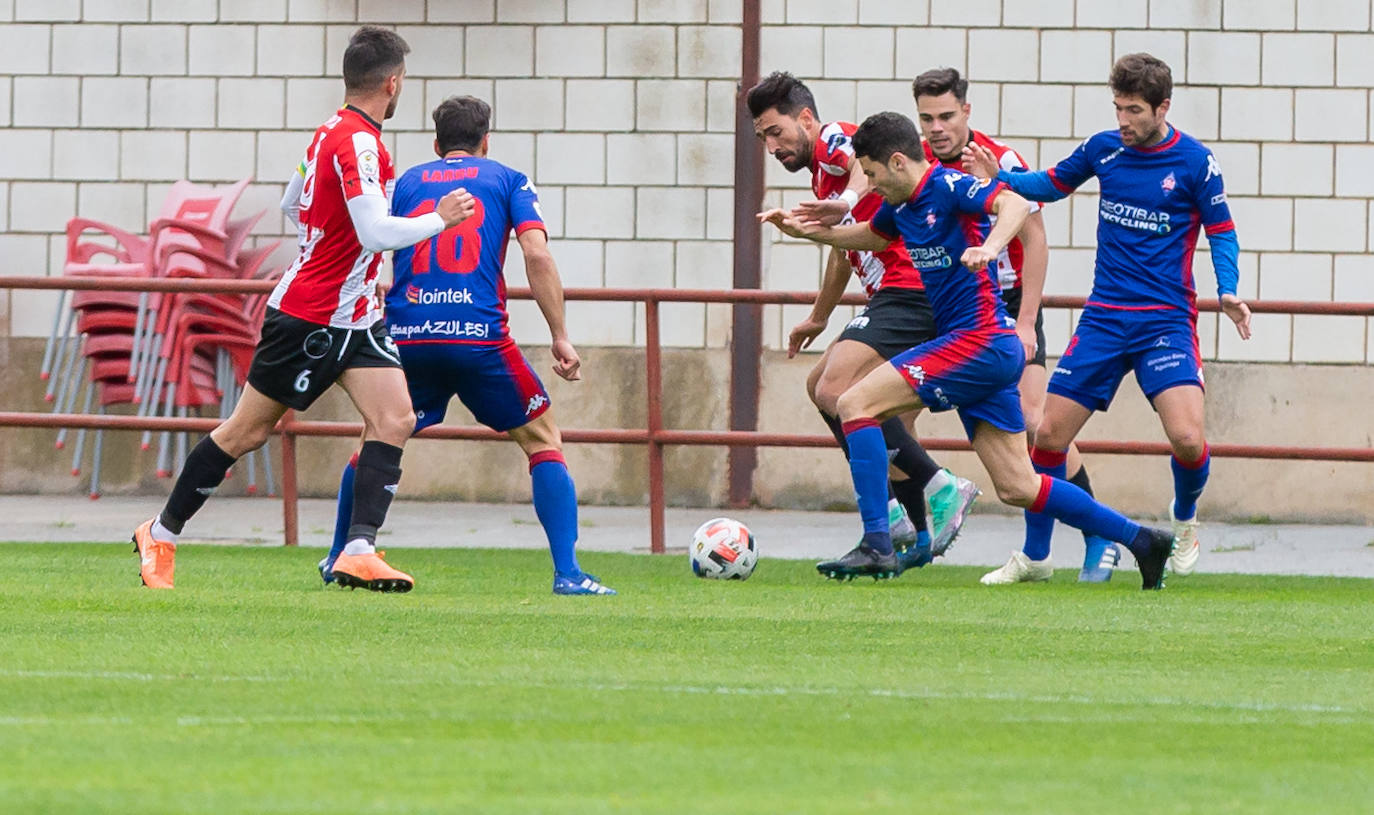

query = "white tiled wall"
[2,0,1372,360]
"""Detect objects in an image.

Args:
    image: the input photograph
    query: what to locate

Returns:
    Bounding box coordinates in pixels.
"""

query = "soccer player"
[963,53,1251,583]
[130,27,474,591]
[317,95,615,596]
[747,71,979,571]
[759,111,1176,590]
[913,67,1120,583]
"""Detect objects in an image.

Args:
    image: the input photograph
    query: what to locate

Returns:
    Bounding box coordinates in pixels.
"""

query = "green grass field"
[2,543,1371,814]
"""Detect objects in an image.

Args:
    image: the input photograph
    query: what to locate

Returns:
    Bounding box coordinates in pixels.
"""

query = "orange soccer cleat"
[132,519,176,589]
[330,550,414,593]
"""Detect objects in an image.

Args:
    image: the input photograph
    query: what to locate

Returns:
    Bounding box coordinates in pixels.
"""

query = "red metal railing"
[3,275,1373,553]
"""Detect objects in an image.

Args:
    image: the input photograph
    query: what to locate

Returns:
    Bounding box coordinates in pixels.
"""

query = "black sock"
[1068,465,1094,496]
[890,477,929,535]
[346,440,404,545]
[818,409,850,457]
[881,417,940,486]
[160,436,237,535]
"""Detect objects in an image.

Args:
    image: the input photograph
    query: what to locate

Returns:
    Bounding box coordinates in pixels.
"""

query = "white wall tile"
[1258,252,1332,300]
[1293,199,1366,252]
[1000,84,1074,137]
[1259,143,1332,196]
[50,25,116,75]
[565,79,636,132]
[189,25,255,76]
[1223,0,1295,30]
[678,25,740,78]
[357,0,424,22]
[1261,33,1334,86]
[393,25,464,77]
[1004,0,1072,27]
[217,78,285,129]
[189,130,257,182]
[1218,312,1289,361]
[676,240,733,287]
[219,0,288,21]
[256,25,326,76]
[493,79,564,130]
[1335,145,1374,196]
[285,77,341,129]
[823,27,894,80]
[1041,30,1113,83]
[12,77,78,127]
[894,27,967,76]
[53,129,119,181]
[607,24,675,76]
[786,0,857,24]
[1296,0,1369,31]
[604,240,674,288]
[466,26,534,76]
[1169,86,1220,140]
[1226,196,1293,251]
[1220,88,1292,140]
[568,0,635,22]
[287,0,357,22]
[637,187,707,239]
[638,0,708,23]
[82,77,148,127]
[1291,315,1365,362]
[1210,141,1259,195]
[150,0,215,20]
[635,79,706,131]
[536,25,604,77]
[84,0,149,21]
[1335,34,1374,86]
[968,28,1039,82]
[8,182,75,232]
[564,186,635,238]
[1150,0,1222,29]
[1078,0,1148,28]
[497,0,565,22]
[148,77,217,128]
[705,187,734,240]
[1187,32,1260,85]
[1333,254,1374,301]
[929,0,1000,26]
[15,0,78,19]
[760,25,822,77]
[120,24,186,75]
[678,132,733,186]
[536,133,606,185]
[119,131,186,181]
[1293,89,1366,142]
[77,182,146,232]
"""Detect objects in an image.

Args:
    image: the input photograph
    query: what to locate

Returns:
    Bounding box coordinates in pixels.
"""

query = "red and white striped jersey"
[270,105,395,329]
[809,121,924,297]
[924,129,1041,290]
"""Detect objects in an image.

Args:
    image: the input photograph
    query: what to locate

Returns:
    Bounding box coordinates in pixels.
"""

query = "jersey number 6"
[405,197,487,275]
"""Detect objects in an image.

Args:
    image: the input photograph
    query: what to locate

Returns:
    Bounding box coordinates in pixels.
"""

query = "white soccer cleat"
[1168,500,1200,575]
[979,551,1054,585]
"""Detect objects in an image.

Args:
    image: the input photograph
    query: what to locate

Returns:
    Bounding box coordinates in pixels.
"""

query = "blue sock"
[1033,475,1140,545]
[531,451,580,577]
[1022,447,1067,561]
[843,419,893,555]
[325,454,357,569]
[1171,446,1210,520]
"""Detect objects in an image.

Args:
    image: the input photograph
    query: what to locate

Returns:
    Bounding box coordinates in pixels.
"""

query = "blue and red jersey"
[868,164,1014,336]
[385,155,545,345]
[1017,126,1234,314]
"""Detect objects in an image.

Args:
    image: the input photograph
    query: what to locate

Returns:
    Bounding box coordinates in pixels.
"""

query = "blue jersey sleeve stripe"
[1045,168,1075,194]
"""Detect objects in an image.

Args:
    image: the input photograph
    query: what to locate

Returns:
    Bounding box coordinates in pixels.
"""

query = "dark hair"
[851,111,923,166]
[745,71,819,120]
[433,95,491,153]
[912,66,969,103]
[1109,53,1172,108]
[343,26,410,92]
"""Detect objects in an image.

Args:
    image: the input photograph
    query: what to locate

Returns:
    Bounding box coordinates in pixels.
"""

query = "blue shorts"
[890,329,1025,440]
[1048,306,1204,412]
[399,339,551,433]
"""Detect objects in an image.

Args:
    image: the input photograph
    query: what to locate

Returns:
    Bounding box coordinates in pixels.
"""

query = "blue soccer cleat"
[895,531,934,574]
[553,572,617,595]
[318,555,335,585]
[1078,536,1121,583]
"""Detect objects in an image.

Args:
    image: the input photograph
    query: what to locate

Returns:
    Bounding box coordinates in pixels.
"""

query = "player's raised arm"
[962,188,1032,272]
[518,228,581,381]
[964,136,1099,204]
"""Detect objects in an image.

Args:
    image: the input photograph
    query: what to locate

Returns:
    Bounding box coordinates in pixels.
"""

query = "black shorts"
[1000,286,1047,367]
[246,307,402,410]
[836,286,939,360]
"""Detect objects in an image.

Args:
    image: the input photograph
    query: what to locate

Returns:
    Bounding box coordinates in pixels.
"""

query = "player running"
[913,67,1120,583]
[963,53,1250,584]
[760,111,1177,590]
[131,27,473,591]
[317,95,615,596]
[746,72,979,572]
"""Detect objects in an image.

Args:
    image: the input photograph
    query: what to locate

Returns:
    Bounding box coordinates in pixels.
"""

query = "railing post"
[645,297,666,554]
[279,410,299,547]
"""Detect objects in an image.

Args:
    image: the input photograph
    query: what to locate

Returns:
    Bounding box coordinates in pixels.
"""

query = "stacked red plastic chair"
[44,179,283,498]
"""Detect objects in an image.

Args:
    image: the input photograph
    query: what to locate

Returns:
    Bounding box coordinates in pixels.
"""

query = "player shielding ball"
[913,67,1119,583]
[318,96,615,596]
[131,27,474,590]
[962,54,1250,584]
[761,112,1176,589]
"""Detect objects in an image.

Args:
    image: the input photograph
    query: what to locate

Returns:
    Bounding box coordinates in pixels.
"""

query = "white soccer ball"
[690,517,758,580]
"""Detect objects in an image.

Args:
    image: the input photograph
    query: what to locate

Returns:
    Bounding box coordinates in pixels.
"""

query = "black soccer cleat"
[817,544,900,582]
[1134,527,1176,591]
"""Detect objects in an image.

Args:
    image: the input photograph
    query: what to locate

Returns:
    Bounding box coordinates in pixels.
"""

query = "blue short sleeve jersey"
[1040,127,1234,314]
[385,156,545,345]
[868,165,1015,337]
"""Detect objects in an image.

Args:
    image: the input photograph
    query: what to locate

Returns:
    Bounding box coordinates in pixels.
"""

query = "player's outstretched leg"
[329,440,414,593]
[132,436,237,589]
[984,445,1065,585]
[319,451,358,585]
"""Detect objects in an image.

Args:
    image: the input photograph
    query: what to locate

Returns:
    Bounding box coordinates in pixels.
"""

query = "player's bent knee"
[992,475,1038,508]
[834,387,875,422]
[370,409,417,445]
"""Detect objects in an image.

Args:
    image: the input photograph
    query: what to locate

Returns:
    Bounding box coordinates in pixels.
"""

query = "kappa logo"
[903,363,926,385]
[1205,152,1223,182]
[1161,172,1177,193]
[526,394,549,415]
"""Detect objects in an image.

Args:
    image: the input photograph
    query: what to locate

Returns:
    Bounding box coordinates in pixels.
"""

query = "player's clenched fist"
[436,187,476,227]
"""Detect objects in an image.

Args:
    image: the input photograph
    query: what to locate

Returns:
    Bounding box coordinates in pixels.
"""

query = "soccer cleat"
[131,518,176,589]
[979,551,1053,585]
[817,544,899,581]
[889,499,918,550]
[895,537,933,575]
[1077,536,1121,583]
[928,473,981,557]
[1168,500,1200,575]
[1135,528,1175,591]
[553,572,617,595]
[317,555,335,585]
[331,550,414,593]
